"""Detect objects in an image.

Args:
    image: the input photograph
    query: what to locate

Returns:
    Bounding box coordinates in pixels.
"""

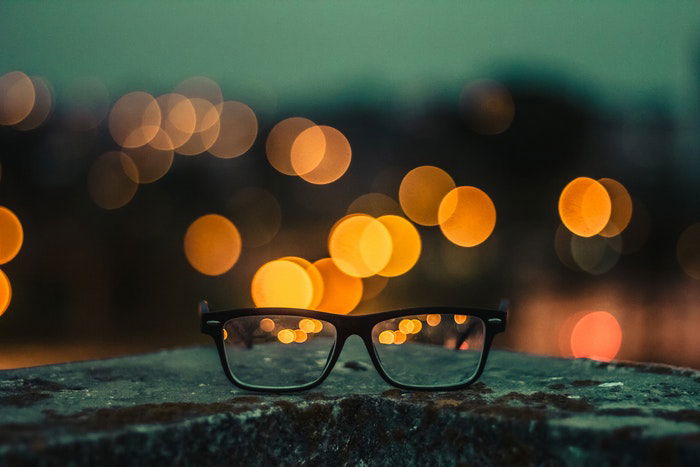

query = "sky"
[1,1,699,115]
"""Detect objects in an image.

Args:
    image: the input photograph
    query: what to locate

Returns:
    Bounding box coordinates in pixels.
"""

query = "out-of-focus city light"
[398,318,414,334]
[175,98,221,155]
[677,223,700,280]
[260,317,275,332]
[208,101,258,159]
[277,328,295,344]
[266,117,316,176]
[347,193,402,217]
[223,329,228,340]
[108,91,161,148]
[184,214,242,276]
[399,166,455,226]
[227,187,282,248]
[279,256,324,309]
[13,76,52,131]
[313,258,363,314]
[0,71,35,126]
[438,186,496,247]
[328,214,392,278]
[153,93,196,150]
[299,318,315,333]
[558,177,612,237]
[291,125,352,184]
[251,259,313,308]
[393,330,407,344]
[454,314,467,324]
[378,330,394,344]
[123,133,174,183]
[361,274,388,302]
[570,311,622,362]
[376,215,421,277]
[598,178,633,238]
[88,151,139,209]
[459,80,515,135]
[0,270,11,317]
[293,329,308,343]
[426,314,441,326]
[312,319,323,333]
[0,207,24,265]
[410,319,422,334]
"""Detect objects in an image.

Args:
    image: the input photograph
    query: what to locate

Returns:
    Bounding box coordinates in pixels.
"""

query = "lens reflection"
[372,314,485,387]
[224,315,336,388]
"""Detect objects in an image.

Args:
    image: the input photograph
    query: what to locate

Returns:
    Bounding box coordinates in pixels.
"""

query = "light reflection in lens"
[426,314,441,326]
[260,318,275,332]
[277,328,295,344]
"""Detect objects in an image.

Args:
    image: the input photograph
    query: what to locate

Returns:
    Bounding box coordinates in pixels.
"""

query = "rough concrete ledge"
[1,339,698,466]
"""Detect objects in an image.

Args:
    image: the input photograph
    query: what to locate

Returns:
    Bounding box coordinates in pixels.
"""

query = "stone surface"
[0,337,699,466]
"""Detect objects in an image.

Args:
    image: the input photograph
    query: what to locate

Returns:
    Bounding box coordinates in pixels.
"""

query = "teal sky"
[1,1,699,114]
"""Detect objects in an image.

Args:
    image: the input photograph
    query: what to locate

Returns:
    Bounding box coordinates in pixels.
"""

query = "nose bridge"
[337,315,367,339]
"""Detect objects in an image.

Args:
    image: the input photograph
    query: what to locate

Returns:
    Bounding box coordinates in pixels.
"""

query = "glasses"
[199,300,508,393]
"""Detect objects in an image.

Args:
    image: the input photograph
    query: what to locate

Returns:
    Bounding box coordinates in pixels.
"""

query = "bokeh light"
[299,318,315,333]
[328,214,392,278]
[393,330,407,344]
[14,76,52,131]
[227,187,282,248]
[598,178,633,238]
[438,186,496,247]
[122,132,174,183]
[280,256,324,309]
[260,318,275,332]
[174,98,220,156]
[426,314,441,326]
[399,166,455,226]
[108,92,161,148]
[677,223,700,280]
[0,207,24,265]
[378,330,394,344]
[454,314,467,324]
[376,215,421,277]
[558,177,612,237]
[570,311,622,362]
[208,101,258,159]
[152,93,196,150]
[0,71,35,126]
[293,329,308,343]
[398,318,414,334]
[291,125,352,184]
[184,214,242,276]
[410,319,422,334]
[88,151,139,209]
[0,270,11,317]
[313,258,363,314]
[251,259,313,308]
[347,193,402,217]
[265,117,316,176]
[277,329,295,344]
[459,80,515,135]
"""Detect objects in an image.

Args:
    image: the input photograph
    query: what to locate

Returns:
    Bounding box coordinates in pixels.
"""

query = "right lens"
[372,313,485,387]
[223,315,336,389]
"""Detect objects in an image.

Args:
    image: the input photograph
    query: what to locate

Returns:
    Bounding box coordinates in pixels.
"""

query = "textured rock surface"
[1,337,699,466]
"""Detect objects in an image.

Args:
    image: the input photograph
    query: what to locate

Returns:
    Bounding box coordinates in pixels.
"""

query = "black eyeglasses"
[199,300,508,393]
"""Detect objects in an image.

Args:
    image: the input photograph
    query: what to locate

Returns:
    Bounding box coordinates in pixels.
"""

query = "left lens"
[223,315,336,389]
[371,313,485,387]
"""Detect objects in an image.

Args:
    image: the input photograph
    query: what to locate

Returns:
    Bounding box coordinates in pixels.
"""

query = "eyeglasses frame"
[199,299,508,393]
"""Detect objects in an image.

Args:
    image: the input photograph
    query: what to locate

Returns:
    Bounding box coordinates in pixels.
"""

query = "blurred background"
[0,1,699,369]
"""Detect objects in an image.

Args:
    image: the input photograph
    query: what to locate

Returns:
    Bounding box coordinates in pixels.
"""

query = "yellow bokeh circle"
[328,214,393,278]
[399,166,455,226]
[438,186,496,247]
[184,214,242,276]
[0,207,24,264]
[251,259,313,308]
[376,215,421,277]
[558,177,611,237]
